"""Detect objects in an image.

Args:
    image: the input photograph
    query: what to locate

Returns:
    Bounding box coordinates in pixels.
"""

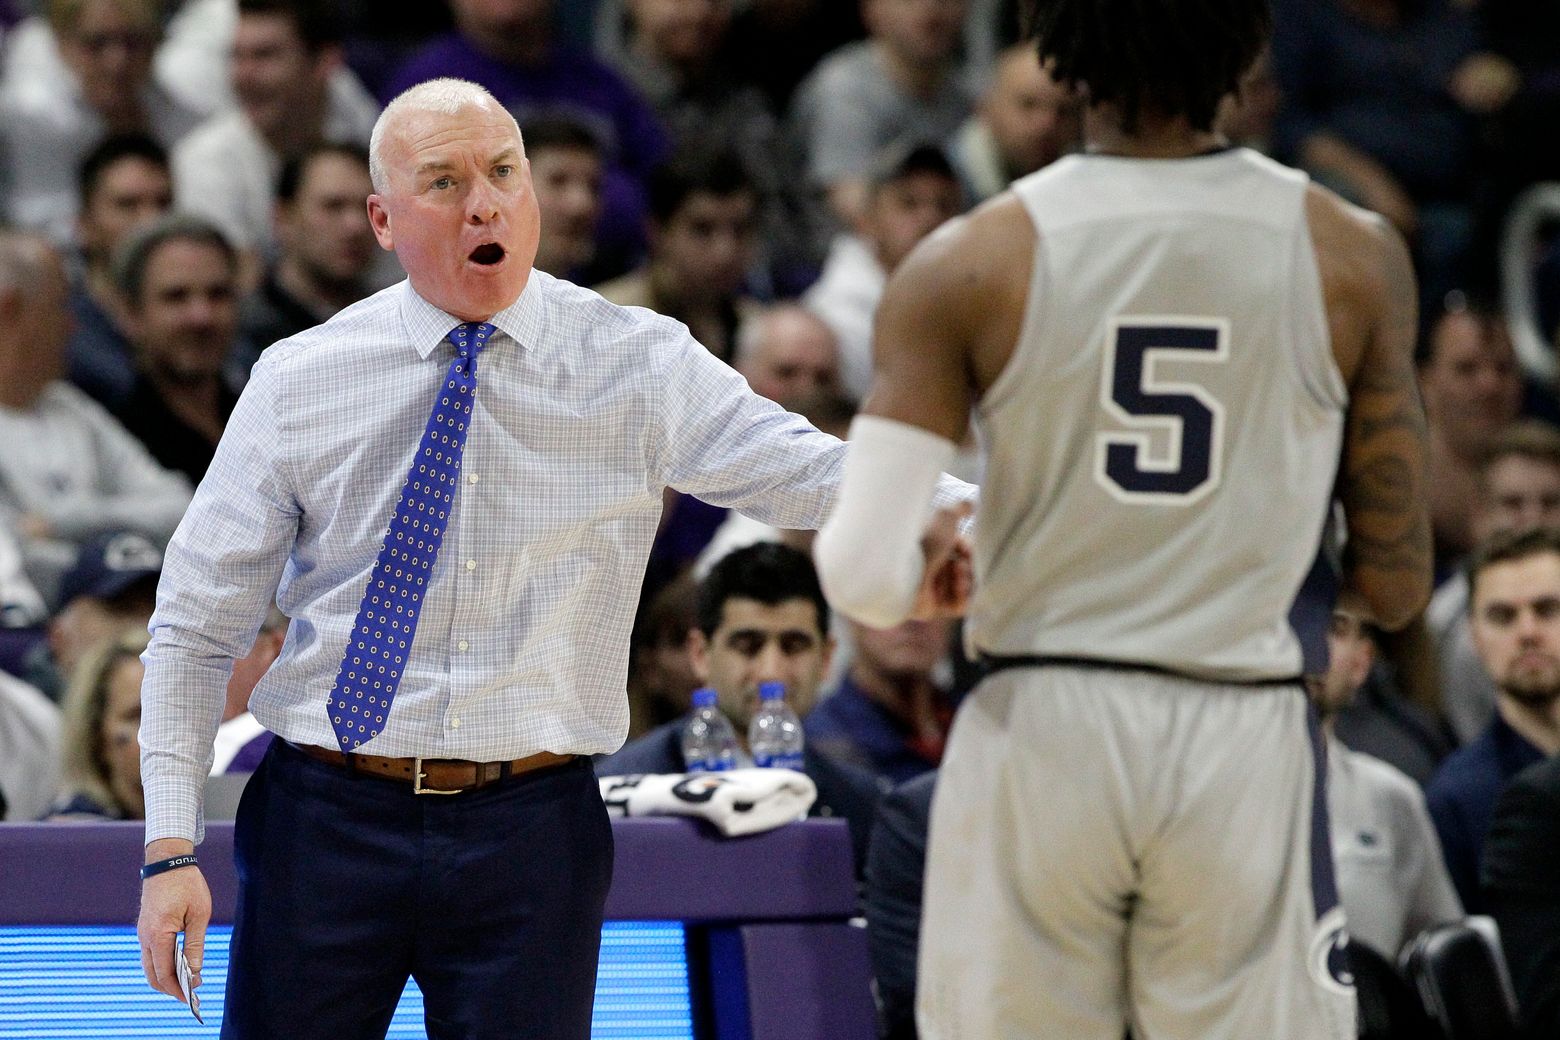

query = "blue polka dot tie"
[328,322,495,751]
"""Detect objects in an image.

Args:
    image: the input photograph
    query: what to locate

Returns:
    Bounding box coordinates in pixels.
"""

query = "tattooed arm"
[1334,211,1432,631]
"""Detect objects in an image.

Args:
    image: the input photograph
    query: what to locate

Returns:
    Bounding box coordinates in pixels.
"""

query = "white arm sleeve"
[813,416,957,629]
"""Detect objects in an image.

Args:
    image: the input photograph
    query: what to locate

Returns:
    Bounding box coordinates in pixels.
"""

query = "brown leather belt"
[286,741,576,795]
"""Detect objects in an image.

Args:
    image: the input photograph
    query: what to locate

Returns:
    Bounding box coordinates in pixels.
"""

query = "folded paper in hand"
[598,769,816,836]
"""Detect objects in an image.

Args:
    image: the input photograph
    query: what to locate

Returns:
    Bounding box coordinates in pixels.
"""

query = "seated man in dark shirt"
[806,616,955,785]
[595,542,882,869]
[111,214,243,485]
[1427,528,1560,911]
[863,769,935,1040]
[236,143,379,369]
[1484,754,1560,1040]
[68,133,173,410]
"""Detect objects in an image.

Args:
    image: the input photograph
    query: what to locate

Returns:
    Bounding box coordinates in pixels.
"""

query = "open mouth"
[468,243,506,266]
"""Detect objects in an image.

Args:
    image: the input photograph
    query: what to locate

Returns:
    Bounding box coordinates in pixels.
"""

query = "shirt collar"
[399,273,546,360]
[1490,710,1547,773]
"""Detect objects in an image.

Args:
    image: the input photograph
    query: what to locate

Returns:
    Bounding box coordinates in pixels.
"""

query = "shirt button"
[468,473,479,485]
[457,639,469,652]
[465,559,476,571]
[450,717,461,729]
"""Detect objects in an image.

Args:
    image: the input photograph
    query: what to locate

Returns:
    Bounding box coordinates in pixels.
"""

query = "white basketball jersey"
[969,148,1346,681]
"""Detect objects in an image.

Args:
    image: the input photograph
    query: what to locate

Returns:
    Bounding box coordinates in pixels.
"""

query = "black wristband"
[140,854,198,880]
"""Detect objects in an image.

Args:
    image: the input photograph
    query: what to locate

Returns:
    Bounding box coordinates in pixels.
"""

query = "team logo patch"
[1308,907,1355,995]
[670,775,728,804]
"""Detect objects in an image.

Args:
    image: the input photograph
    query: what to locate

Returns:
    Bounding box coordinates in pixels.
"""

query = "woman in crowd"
[46,625,148,820]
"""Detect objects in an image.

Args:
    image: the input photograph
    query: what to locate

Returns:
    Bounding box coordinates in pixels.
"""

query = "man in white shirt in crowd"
[950,42,1079,205]
[172,0,378,272]
[1314,598,1463,959]
[804,143,963,401]
[0,231,191,607]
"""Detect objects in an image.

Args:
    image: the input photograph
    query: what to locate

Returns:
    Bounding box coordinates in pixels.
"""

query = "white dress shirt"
[171,90,380,253]
[140,272,971,844]
[0,383,193,605]
[802,234,884,402]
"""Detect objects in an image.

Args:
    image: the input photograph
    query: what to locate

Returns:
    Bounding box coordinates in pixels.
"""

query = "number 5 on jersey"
[1095,317,1229,505]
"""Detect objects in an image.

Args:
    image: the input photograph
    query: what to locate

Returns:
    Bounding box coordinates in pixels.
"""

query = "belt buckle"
[412,757,462,795]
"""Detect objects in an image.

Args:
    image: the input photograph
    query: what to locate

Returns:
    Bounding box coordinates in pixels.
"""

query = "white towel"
[597,769,817,836]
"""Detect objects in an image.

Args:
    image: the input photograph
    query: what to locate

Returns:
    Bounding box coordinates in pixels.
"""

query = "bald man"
[136,77,974,1039]
[952,43,1080,203]
[735,303,843,405]
[0,230,189,606]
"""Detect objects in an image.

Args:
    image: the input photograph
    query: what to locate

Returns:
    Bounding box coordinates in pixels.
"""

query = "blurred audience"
[111,214,242,483]
[596,542,883,869]
[0,668,61,821]
[805,143,963,400]
[733,303,841,405]
[383,0,668,259]
[790,0,972,232]
[596,0,867,119]
[67,132,173,409]
[1483,753,1560,1040]
[595,146,760,363]
[0,0,202,242]
[236,143,378,359]
[172,0,377,269]
[1473,0,1560,281]
[0,231,190,607]
[1330,657,1455,789]
[726,0,864,116]
[1419,299,1523,570]
[1426,420,1560,744]
[605,0,776,176]
[602,0,811,282]
[1216,47,1280,153]
[1426,527,1560,911]
[1271,0,1491,305]
[806,617,954,785]
[524,115,612,283]
[45,623,148,820]
[950,42,1077,204]
[1313,599,1463,960]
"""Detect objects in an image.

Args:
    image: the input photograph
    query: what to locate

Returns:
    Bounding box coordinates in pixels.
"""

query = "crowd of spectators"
[1,1,1559,1037]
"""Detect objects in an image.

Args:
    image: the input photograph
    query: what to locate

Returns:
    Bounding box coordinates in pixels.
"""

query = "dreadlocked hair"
[1024,0,1271,133]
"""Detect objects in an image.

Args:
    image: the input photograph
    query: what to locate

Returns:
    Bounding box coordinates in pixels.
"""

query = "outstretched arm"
[815,213,988,627]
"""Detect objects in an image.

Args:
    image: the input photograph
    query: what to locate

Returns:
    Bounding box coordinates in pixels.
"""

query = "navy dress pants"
[220,739,614,1040]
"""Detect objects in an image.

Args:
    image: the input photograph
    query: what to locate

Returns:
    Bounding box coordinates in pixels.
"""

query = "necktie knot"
[448,322,496,359]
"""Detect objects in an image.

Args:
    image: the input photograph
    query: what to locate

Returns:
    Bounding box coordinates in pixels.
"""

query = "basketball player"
[813,1,1432,1037]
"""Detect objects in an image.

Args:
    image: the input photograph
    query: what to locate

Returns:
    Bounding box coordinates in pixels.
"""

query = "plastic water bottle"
[681,687,738,773]
[748,681,805,771]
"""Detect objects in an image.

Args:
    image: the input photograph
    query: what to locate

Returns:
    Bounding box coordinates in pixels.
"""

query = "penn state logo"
[671,774,729,804]
[1308,907,1355,995]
